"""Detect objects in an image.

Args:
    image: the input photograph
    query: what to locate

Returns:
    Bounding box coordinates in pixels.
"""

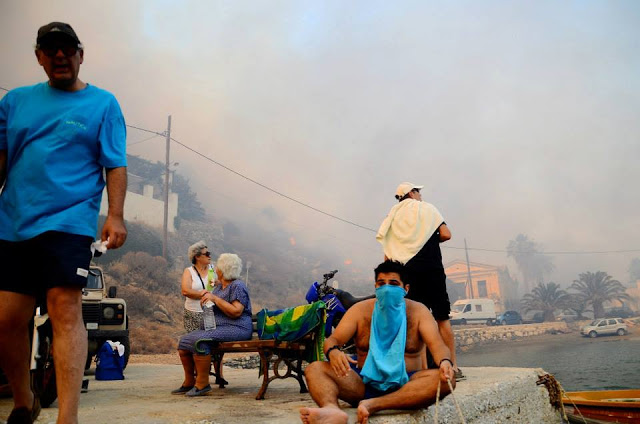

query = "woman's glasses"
[198,251,211,258]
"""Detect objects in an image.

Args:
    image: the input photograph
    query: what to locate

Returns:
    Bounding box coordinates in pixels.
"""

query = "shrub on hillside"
[130,324,178,354]
[106,251,180,294]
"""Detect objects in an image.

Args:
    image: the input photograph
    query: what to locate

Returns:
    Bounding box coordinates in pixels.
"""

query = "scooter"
[305,270,374,337]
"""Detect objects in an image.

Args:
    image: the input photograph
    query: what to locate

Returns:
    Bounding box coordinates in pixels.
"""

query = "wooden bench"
[209,327,315,400]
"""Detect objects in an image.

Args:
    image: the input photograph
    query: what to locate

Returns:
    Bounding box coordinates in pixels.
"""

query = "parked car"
[604,307,635,319]
[495,310,523,325]
[581,318,627,338]
[522,311,545,324]
[450,298,496,325]
[556,311,579,322]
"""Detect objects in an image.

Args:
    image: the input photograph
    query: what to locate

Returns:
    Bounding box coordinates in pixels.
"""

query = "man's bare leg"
[357,370,454,424]
[300,361,364,424]
[47,286,87,424]
[0,291,36,412]
[437,319,457,369]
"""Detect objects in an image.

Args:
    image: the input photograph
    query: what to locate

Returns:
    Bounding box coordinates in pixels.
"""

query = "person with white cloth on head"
[376,182,460,379]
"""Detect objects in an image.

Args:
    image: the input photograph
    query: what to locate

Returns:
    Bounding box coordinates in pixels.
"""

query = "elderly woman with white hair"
[181,241,214,332]
[172,253,252,397]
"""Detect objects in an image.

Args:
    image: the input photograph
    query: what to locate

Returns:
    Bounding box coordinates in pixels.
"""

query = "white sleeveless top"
[184,267,211,312]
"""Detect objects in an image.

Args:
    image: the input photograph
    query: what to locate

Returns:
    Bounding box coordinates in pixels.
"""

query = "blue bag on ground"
[95,341,125,380]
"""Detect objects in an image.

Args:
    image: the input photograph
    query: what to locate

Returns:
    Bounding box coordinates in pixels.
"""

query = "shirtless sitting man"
[300,260,455,424]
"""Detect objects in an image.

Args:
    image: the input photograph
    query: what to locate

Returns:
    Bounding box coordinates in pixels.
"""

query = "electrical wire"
[127,133,161,146]
[170,136,377,233]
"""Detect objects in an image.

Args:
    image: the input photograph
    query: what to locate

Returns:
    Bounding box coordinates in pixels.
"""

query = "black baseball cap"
[36,22,81,45]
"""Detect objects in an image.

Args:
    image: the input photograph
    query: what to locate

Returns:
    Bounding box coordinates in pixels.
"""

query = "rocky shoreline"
[454,321,572,351]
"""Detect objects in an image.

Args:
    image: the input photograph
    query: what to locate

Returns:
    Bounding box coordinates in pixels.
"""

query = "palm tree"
[521,282,570,322]
[507,234,555,294]
[570,271,630,318]
[564,294,592,320]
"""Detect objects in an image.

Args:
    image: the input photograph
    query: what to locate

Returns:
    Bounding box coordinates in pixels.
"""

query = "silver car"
[581,318,627,338]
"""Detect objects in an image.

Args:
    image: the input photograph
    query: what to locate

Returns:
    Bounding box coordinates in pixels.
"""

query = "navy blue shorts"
[405,268,451,321]
[0,231,93,300]
[349,363,417,400]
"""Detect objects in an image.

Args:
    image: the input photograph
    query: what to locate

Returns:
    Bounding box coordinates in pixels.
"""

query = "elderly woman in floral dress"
[171,253,252,396]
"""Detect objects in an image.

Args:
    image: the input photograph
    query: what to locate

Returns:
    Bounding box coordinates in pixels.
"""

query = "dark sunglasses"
[411,188,421,193]
[198,251,211,258]
[37,43,82,58]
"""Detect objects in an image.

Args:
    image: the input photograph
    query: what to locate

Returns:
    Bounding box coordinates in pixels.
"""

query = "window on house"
[477,280,488,297]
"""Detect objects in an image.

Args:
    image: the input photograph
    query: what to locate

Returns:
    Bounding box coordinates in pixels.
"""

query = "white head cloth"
[376,199,444,264]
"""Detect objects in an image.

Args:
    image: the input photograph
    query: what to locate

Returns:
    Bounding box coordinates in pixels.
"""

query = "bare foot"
[299,406,348,424]
[357,400,373,424]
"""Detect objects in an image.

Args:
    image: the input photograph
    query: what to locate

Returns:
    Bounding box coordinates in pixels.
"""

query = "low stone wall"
[454,322,570,350]
[368,367,562,423]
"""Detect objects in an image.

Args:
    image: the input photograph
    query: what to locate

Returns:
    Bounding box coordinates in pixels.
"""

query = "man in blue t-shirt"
[0,22,127,424]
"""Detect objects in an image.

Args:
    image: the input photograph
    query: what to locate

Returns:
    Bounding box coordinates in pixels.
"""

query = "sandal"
[454,368,466,381]
[185,384,212,397]
[171,385,194,395]
[7,394,40,424]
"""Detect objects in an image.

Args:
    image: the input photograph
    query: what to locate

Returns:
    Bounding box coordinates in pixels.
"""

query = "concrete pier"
[366,367,561,423]
[0,364,562,423]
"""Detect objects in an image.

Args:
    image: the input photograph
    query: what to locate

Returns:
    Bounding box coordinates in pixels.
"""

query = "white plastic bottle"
[203,301,217,330]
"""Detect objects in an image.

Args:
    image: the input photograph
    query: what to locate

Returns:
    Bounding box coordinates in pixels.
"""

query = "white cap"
[395,182,424,199]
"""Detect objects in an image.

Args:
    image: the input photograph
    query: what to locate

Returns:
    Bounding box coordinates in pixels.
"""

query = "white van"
[450,298,496,325]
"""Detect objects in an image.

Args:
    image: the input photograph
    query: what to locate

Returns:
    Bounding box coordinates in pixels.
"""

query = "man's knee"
[305,360,327,378]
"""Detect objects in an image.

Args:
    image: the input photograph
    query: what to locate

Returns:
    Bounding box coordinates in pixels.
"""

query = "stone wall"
[454,322,570,350]
[369,367,562,423]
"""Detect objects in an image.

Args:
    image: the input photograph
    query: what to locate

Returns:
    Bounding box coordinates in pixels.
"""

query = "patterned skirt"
[183,308,204,333]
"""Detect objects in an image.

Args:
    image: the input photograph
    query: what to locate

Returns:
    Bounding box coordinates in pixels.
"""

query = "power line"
[128,133,162,146]
[170,136,378,233]
[444,246,640,254]
[126,124,164,136]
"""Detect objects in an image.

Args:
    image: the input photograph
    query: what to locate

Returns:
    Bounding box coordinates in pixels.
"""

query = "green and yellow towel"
[257,301,326,362]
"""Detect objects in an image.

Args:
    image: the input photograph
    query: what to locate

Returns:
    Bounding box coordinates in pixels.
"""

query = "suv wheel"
[617,328,626,336]
[460,319,467,325]
[501,320,507,326]
[589,330,598,338]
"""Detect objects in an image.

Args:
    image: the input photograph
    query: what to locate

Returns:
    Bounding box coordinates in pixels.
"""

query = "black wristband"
[439,358,453,367]
[326,345,341,362]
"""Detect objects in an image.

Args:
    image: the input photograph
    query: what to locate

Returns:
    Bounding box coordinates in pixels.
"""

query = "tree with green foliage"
[507,234,554,294]
[564,294,592,320]
[521,282,570,322]
[570,271,630,318]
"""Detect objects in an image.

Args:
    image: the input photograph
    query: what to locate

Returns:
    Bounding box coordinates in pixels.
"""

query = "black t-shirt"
[404,222,444,270]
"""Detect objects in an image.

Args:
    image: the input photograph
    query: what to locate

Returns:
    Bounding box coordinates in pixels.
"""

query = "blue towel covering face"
[361,285,409,392]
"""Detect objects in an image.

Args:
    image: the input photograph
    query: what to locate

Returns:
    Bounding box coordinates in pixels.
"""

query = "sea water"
[457,332,640,391]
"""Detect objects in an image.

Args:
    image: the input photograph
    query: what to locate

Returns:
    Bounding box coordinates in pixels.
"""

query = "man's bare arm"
[323,302,362,377]
[438,223,451,242]
[0,150,6,189]
[101,167,127,249]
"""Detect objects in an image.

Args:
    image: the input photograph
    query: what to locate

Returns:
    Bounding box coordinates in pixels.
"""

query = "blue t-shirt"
[0,82,127,241]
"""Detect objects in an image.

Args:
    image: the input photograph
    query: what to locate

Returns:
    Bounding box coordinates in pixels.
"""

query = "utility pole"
[464,238,474,299]
[162,115,171,260]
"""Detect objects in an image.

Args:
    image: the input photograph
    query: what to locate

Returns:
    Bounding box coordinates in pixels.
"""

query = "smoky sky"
[2,1,639,286]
